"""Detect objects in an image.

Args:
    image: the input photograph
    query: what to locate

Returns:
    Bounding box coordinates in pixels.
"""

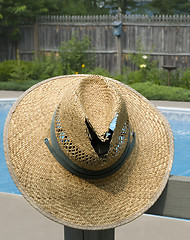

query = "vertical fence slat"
[34,21,39,60]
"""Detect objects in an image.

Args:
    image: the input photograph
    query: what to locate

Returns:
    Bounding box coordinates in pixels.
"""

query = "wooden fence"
[1,14,190,73]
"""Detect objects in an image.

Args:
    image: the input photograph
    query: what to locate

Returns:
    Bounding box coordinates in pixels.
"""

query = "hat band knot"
[45,111,135,179]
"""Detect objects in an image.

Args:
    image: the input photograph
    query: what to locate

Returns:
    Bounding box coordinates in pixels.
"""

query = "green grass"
[0,80,190,102]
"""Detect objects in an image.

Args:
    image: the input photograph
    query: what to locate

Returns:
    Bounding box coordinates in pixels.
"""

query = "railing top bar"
[38,14,190,23]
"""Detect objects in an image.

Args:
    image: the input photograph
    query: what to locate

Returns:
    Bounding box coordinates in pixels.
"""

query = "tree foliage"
[104,0,136,14]
[148,0,190,15]
[0,0,108,41]
[0,0,49,40]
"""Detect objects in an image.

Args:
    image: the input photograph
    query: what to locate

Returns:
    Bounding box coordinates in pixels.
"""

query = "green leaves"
[130,82,190,101]
[59,34,95,74]
[179,69,190,89]
[149,0,190,15]
[13,5,27,14]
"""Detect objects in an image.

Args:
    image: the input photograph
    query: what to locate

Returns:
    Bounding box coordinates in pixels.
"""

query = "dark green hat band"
[45,111,135,179]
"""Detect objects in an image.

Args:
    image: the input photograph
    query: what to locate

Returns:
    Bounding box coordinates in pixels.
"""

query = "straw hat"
[4,75,174,230]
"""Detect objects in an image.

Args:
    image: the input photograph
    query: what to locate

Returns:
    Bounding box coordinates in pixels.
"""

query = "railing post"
[64,226,115,240]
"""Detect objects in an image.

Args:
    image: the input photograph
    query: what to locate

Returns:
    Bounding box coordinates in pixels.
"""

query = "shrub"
[126,46,170,85]
[29,52,63,80]
[0,60,18,82]
[115,67,166,86]
[59,34,95,74]
[0,59,34,82]
[129,52,157,71]
[130,82,190,101]
[179,69,190,89]
[9,60,32,82]
[0,35,95,83]
[121,69,145,84]
[89,67,112,78]
[145,68,167,85]
[0,80,41,91]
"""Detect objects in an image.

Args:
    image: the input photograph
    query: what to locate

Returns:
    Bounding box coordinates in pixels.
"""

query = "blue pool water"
[0,99,20,194]
[159,107,190,176]
[0,100,190,194]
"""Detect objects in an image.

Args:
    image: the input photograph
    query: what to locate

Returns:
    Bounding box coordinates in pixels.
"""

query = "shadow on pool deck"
[0,192,189,240]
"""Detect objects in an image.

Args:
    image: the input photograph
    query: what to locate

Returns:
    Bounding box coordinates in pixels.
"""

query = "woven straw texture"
[4,75,174,230]
[56,75,129,170]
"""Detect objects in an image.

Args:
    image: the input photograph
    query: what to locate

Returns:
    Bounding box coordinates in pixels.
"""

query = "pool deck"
[1,90,190,240]
[1,90,190,108]
[0,90,24,99]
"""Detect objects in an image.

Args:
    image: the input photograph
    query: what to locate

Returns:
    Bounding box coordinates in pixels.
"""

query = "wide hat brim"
[4,75,174,230]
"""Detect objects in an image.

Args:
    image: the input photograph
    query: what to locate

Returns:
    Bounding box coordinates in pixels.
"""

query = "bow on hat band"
[45,110,135,179]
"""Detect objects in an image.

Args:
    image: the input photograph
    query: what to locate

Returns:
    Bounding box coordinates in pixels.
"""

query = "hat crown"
[55,76,130,171]
[76,76,120,141]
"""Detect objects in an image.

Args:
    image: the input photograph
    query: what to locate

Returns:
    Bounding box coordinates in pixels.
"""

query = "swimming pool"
[0,100,190,194]
[159,106,190,176]
[0,99,20,194]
